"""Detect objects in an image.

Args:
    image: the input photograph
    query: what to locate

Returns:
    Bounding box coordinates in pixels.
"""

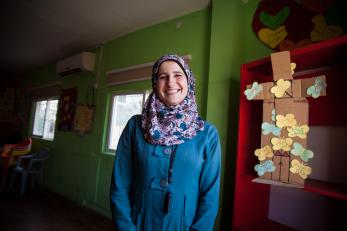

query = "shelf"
[233,35,347,231]
[304,179,347,200]
[249,175,347,200]
[236,219,296,231]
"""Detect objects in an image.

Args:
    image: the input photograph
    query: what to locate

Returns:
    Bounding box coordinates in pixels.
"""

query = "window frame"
[31,97,59,141]
[106,90,151,154]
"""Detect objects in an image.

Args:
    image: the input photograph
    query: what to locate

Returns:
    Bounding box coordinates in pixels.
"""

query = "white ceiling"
[0,0,210,74]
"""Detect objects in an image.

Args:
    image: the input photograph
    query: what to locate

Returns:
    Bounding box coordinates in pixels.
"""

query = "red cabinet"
[232,35,347,231]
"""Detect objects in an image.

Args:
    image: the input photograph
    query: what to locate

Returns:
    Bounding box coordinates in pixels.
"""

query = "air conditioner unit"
[56,52,95,76]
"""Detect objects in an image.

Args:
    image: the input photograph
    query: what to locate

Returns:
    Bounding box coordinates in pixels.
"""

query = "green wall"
[20,1,271,230]
[207,0,271,229]
[21,9,211,216]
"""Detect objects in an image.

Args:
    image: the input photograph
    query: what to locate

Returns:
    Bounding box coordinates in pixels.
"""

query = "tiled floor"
[0,190,113,231]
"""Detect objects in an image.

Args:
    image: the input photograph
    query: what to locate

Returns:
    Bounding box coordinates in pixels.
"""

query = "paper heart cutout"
[279,39,312,51]
[302,0,335,14]
[258,25,288,48]
[311,15,343,42]
[260,6,290,29]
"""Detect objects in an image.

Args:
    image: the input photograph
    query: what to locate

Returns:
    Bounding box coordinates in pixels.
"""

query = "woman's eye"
[158,75,166,80]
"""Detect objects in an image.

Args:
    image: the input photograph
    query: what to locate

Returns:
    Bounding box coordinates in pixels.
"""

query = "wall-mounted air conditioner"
[56,52,95,76]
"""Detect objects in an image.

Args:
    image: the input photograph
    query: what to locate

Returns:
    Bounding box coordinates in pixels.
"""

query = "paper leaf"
[271,137,293,151]
[287,125,309,139]
[290,159,312,179]
[290,142,314,162]
[276,113,297,128]
[244,82,263,100]
[254,160,276,176]
[307,76,327,98]
[262,122,281,136]
[290,62,296,74]
[255,145,274,161]
[271,79,291,97]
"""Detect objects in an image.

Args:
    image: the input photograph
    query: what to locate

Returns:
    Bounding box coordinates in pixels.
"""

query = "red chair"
[1,137,32,187]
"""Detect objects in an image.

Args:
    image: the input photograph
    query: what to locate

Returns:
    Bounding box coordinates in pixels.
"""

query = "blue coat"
[110,115,221,231]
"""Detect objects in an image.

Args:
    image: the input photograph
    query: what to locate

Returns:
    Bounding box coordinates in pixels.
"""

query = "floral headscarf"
[141,54,204,146]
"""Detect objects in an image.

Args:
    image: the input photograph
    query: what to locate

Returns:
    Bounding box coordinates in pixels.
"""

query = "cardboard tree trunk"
[244,51,327,187]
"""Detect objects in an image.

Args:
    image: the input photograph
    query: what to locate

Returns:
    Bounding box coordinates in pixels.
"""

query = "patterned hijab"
[141,54,204,146]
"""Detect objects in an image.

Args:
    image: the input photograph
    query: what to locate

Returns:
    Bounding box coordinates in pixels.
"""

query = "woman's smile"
[156,61,188,106]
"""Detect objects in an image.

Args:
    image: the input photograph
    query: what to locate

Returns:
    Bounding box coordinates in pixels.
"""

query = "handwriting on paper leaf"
[271,137,293,151]
[290,142,314,162]
[276,114,297,128]
[290,159,312,179]
[255,145,274,161]
[262,122,281,136]
[307,76,327,98]
[254,160,276,176]
[271,79,291,97]
[244,81,263,100]
[287,125,309,139]
[258,25,288,48]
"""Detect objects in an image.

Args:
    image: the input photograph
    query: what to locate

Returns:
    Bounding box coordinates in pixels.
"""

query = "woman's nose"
[167,75,175,86]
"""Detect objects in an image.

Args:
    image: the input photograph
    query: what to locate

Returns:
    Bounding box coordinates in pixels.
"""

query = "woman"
[110,54,221,231]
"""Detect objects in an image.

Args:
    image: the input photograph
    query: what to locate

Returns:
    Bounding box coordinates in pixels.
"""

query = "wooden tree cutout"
[245,51,327,187]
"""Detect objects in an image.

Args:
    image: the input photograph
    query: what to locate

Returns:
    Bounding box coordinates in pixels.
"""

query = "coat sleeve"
[110,117,136,231]
[191,125,221,231]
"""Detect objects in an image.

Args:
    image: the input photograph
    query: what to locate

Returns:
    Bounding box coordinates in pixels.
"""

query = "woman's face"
[156,61,188,106]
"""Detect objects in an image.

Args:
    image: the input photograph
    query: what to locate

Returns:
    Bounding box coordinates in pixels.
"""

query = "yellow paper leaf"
[287,125,309,139]
[271,137,293,151]
[290,62,296,74]
[270,79,291,97]
[290,159,312,179]
[254,145,274,161]
[276,114,297,128]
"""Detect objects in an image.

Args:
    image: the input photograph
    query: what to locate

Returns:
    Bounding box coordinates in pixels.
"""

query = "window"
[107,90,151,152]
[32,99,59,140]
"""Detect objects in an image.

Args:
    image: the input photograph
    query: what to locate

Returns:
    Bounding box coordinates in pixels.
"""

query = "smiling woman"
[110,54,221,231]
[156,61,188,106]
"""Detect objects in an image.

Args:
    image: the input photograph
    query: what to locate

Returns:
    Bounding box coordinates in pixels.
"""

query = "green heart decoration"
[260,6,290,29]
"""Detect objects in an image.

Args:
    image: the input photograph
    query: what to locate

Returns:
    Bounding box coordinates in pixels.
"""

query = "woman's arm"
[191,125,221,231]
[110,117,136,231]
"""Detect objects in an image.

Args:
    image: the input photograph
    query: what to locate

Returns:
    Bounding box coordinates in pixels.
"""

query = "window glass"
[32,99,58,140]
[107,91,151,151]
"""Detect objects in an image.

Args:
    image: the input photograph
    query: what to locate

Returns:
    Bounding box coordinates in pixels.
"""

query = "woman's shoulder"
[123,114,142,131]
[127,114,141,124]
[202,120,219,135]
